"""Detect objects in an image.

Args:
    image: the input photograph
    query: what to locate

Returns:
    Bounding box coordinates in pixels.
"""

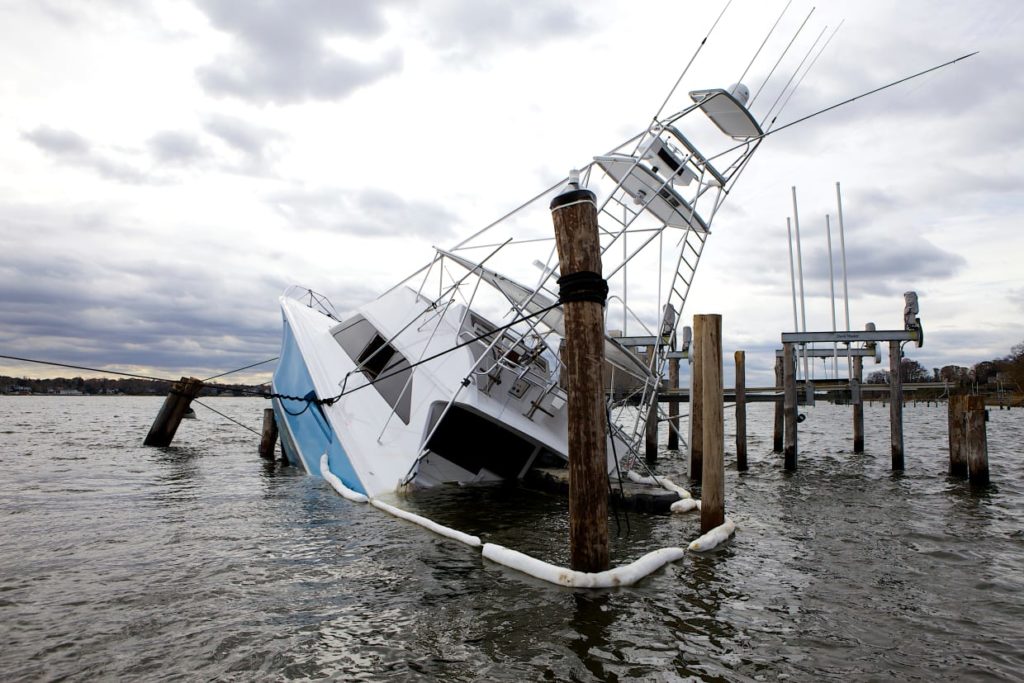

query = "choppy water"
[1,396,1021,681]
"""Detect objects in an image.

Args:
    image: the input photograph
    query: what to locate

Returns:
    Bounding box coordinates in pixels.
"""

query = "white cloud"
[194,0,404,103]
[1,0,1022,386]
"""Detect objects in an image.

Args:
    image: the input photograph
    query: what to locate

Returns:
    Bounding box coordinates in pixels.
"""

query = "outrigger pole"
[716,51,980,164]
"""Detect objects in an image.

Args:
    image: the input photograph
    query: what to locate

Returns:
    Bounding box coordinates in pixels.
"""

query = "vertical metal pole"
[792,187,809,382]
[786,219,799,337]
[836,182,852,375]
[825,214,838,379]
[622,206,628,335]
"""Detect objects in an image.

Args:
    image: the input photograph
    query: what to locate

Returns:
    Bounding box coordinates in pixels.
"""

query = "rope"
[264,302,563,407]
[1,352,274,395]
[557,271,608,306]
[204,357,278,381]
[192,399,262,436]
[0,354,176,383]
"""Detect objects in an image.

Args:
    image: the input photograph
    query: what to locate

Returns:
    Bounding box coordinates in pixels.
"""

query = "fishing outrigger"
[266,2,975,585]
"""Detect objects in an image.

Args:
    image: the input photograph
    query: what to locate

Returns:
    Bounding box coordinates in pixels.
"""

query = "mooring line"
[0,354,176,383]
[203,357,279,382]
[1,352,279,392]
[192,399,261,436]
[264,302,565,407]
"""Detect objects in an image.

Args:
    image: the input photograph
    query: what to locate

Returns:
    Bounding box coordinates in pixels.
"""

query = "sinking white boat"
[270,84,764,499]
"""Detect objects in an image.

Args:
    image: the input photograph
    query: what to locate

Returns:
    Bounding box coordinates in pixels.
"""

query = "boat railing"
[459,316,566,418]
[283,285,341,320]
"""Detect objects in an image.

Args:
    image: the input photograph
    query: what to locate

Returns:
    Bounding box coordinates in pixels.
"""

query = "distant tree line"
[866,340,1024,392]
[0,375,265,396]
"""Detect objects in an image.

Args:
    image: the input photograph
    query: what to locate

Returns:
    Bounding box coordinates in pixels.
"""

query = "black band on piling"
[558,271,608,306]
[550,188,596,210]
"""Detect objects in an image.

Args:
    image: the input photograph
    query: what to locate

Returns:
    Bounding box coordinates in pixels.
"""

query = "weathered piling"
[143,376,204,447]
[689,332,704,482]
[667,357,680,451]
[735,350,747,471]
[550,183,609,573]
[783,342,798,470]
[966,395,989,486]
[697,315,725,533]
[852,355,864,453]
[889,342,905,470]
[645,396,658,465]
[259,408,278,459]
[772,356,784,453]
[947,394,968,477]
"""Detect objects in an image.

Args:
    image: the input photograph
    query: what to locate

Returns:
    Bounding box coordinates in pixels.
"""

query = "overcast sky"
[1,0,1021,386]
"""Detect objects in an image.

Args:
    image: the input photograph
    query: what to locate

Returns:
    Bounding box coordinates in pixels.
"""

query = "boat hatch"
[423,404,547,480]
[688,88,764,140]
[595,154,710,232]
[331,315,412,424]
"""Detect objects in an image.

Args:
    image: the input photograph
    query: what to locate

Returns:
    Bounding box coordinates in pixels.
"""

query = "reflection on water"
[0,396,1022,681]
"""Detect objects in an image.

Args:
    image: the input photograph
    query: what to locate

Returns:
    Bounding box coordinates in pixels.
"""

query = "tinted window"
[330,315,411,424]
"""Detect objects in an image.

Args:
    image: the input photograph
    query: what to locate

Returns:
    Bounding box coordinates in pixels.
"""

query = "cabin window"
[330,315,412,424]
[358,335,395,380]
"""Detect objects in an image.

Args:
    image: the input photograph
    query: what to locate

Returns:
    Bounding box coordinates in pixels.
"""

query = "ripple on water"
[0,397,1022,680]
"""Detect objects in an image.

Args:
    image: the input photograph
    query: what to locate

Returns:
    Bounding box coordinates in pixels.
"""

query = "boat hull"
[272,314,366,495]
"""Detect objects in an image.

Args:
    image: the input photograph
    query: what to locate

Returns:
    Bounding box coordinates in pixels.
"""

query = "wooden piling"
[735,350,747,471]
[697,315,725,533]
[947,394,968,477]
[550,184,609,573]
[783,342,798,470]
[259,408,278,459]
[889,342,905,470]
[772,356,783,453]
[645,396,658,465]
[852,355,864,453]
[966,395,989,486]
[143,376,204,447]
[667,357,680,451]
[689,329,704,482]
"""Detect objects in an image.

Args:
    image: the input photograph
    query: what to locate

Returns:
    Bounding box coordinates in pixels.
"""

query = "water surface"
[1,397,1021,680]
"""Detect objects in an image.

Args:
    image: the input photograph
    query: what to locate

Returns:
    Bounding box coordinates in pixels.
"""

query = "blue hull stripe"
[272,317,366,495]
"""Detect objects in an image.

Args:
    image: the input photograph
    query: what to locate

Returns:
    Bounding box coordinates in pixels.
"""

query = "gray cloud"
[272,187,459,239]
[0,204,380,379]
[194,0,403,104]
[22,126,90,155]
[1009,288,1024,313]
[148,131,210,165]
[23,126,148,183]
[418,0,588,58]
[801,237,965,296]
[203,114,285,173]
